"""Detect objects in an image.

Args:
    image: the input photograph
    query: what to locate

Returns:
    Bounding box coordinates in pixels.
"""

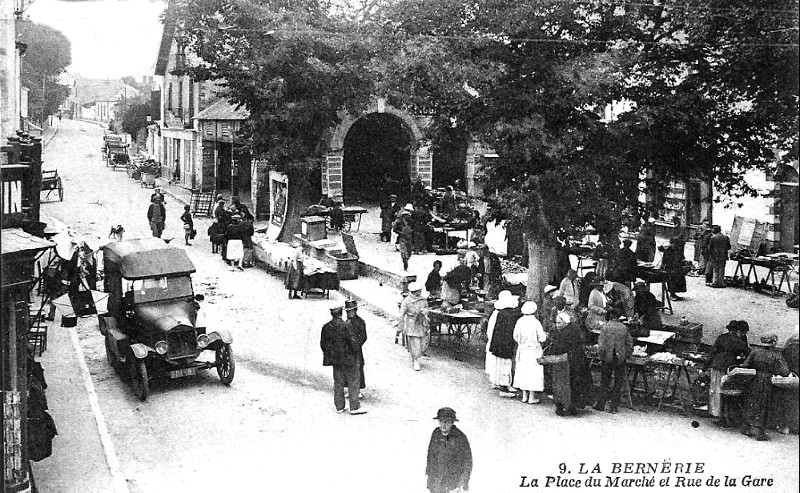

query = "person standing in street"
[426,407,472,493]
[594,308,633,414]
[394,207,414,271]
[425,260,443,299]
[707,225,731,288]
[147,194,166,238]
[740,334,790,441]
[344,299,367,400]
[706,321,751,427]
[180,204,194,246]
[399,282,429,371]
[694,220,712,276]
[320,306,366,415]
[225,214,245,271]
[512,301,547,404]
[636,218,656,262]
[380,193,400,242]
[557,269,580,308]
[486,290,521,397]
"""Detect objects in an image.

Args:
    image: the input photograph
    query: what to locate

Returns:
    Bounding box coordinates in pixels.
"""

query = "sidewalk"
[29,314,123,492]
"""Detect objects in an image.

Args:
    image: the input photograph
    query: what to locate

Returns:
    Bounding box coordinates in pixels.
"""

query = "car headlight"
[197,334,209,349]
[155,340,169,355]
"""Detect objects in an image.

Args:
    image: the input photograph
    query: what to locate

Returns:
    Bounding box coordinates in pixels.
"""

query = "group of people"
[319,300,368,415]
[707,321,798,441]
[207,194,255,271]
[423,246,503,305]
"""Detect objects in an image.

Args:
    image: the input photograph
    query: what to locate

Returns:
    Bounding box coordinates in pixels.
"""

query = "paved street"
[33,120,799,493]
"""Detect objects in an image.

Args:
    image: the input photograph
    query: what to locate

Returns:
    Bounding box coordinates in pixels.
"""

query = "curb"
[337,283,399,322]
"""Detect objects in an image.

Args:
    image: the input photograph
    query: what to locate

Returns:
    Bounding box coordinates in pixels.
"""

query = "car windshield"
[125,276,193,303]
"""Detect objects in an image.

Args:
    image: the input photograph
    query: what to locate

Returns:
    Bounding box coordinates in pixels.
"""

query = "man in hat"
[320,306,366,415]
[613,239,637,287]
[147,193,166,238]
[380,193,401,242]
[540,285,559,333]
[594,307,633,414]
[399,282,429,370]
[393,207,414,271]
[740,333,790,440]
[603,280,635,318]
[707,225,731,288]
[426,407,472,493]
[344,299,367,399]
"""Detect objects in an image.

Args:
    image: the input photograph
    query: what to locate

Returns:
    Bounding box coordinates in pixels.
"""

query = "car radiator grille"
[167,327,198,359]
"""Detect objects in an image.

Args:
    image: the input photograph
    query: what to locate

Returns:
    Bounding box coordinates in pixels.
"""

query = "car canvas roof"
[103,238,196,279]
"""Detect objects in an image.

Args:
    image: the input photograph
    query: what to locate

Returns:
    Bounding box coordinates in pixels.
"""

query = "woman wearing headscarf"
[399,282,429,371]
[485,290,521,397]
[740,334,790,441]
[706,321,751,427]
[513,301,547,404]
[544,312,593,416]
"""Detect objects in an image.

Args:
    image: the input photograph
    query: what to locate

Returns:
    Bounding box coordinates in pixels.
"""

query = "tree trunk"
[277,167,317,243]
[525,235,558,304]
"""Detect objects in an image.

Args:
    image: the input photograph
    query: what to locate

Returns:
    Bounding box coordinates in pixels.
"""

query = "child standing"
[208,219,224,253]
[180,204,194,246]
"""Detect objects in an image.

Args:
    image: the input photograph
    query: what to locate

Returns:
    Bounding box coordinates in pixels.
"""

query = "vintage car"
[100,238,233,400]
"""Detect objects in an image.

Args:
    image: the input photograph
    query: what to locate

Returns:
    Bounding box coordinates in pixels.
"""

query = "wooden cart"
[41,169,63,202]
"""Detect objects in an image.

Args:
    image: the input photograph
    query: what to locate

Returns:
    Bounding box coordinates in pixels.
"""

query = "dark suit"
[596,320,633,411]
[320,316,361,411]
[346,313,367,390]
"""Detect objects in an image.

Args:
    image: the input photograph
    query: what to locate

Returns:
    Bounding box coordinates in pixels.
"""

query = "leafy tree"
[17,21,72,123]
[120,98,153,141]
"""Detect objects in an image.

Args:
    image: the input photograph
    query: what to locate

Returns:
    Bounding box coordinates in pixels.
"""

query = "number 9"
[559,463,567,474]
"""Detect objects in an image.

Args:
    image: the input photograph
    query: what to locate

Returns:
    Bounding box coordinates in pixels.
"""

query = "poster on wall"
[266,170,288,241]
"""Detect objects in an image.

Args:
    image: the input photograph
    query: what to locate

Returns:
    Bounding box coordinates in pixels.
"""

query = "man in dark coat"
[594,308,633,414]
[147,195,166,238]
[612,239,638,287]
[741,334,790,441]
[707,225,731,288]
[426,407,472,493]
[380,193,401,242]
[636,219,656,262]
[344,299,367,398]
[320,306,366,415]
[660,238,687,301]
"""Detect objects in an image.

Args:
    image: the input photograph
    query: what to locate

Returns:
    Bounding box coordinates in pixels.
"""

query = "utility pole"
[42,72,46,126]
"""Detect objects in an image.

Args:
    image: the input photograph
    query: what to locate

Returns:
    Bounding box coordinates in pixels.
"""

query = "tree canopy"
[17,21,72,122]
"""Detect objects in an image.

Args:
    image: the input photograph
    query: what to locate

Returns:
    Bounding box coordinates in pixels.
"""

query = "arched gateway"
[323,99,432,203]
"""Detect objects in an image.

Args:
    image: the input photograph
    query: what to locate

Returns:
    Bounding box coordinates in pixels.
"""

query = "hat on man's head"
[404,203,414,212]
[407,282,423,293]
[330,306,343,316]
[216,194,224,201]
[726,320,740,332]
[603,280,615,293]
[647,217,656,223]
[434,407,458,421]
[557,312,572,325]
[344,299,358,311]
[738,320,750,333]
[760,334,778,346]
[390,193,398,199]
[634,279,648,290]
[544,285,558,295]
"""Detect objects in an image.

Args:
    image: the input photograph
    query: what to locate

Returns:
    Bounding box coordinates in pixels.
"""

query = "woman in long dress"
[485,290,521,396]
[545,312,593,415]
[513,301,547,404]
[707,320,750,426]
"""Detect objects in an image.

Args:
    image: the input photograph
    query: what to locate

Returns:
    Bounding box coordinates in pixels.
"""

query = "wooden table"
[427,309,484,345]
[733,255,795,294]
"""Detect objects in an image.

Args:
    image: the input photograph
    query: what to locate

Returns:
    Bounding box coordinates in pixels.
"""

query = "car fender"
[106,327,129,364]
[207,330,233,345]
[130,343,154,359]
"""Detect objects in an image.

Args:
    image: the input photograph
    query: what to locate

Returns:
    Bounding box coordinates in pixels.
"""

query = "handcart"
[41,169,63,202]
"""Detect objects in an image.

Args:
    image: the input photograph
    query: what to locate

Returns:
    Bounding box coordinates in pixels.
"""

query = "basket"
[771,375,799,389]
[540,354,568,365]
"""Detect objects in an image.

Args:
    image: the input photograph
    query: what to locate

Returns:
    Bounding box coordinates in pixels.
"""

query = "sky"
[25,0,166,80]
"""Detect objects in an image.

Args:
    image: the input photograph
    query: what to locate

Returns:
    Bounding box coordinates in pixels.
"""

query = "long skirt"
[226,239,244,261]
[490,357,513,387]
[514,358,544,392]
[407,335,427,360]
[708,368,724,417]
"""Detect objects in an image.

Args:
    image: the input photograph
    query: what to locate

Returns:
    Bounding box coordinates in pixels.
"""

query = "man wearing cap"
[594,308,633,414]
[426,407,472,493]
[603,280,635,318]
[740,334,790,440]
[707,225,731,288]
[146,193,166,238]
[380,193,401,242]
[320,306,366,414]
[539,285,559,334]
[399,282,429,370]
[344,299,367,399]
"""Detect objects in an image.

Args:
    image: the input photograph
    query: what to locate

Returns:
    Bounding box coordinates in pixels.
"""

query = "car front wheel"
[130,359,149,401]
[216,343,235,385]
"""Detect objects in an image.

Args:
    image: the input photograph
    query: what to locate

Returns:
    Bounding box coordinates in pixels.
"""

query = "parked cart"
[40,169,63,202]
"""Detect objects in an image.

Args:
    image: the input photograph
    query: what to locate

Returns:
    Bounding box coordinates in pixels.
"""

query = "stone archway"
[323,99,431,203]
